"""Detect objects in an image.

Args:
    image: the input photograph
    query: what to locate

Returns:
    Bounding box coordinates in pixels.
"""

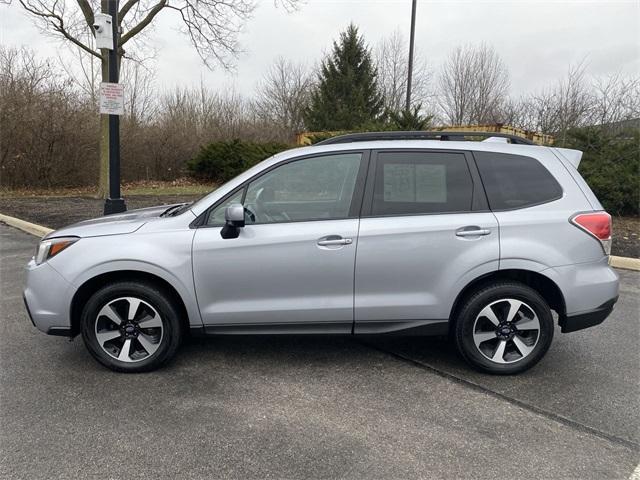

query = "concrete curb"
[1,212,639,271]
[0,213,53,238]
[610,255,640,271]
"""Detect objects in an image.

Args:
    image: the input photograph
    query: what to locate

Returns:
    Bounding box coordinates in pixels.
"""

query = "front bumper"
[23,294,36,327]
[559,296,618,333]
[23,259,76,335]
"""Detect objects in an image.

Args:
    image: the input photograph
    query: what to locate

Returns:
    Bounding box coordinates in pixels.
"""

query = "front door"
[192,151,367,333]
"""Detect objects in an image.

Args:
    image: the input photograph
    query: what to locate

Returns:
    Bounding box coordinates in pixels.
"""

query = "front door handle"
[317,236,353,246]
[456,228,491,237]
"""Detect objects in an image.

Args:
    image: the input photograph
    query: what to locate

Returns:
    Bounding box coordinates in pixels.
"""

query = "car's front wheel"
[454,282,554,374]
[80,281,182,372]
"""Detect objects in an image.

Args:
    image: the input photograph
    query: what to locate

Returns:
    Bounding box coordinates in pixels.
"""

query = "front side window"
[209,153,362,225]
[474,152,563,210]
[371,151,474,215]
[207,190,243,226]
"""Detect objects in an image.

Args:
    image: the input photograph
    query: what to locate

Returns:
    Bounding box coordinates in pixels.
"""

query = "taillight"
[571,212,612,255]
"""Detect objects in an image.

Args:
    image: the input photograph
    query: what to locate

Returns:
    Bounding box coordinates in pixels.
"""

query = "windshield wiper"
[171,202,195,217]
[160,203,188,217]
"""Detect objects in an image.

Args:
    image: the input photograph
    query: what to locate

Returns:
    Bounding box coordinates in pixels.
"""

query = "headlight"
[34,237,79,265]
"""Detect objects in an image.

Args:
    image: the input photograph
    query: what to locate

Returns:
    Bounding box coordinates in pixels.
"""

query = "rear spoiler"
[552,148,583,168]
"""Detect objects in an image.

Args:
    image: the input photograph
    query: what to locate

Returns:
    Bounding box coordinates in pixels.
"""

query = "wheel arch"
[449,269,566,328]
[70,270,193,337]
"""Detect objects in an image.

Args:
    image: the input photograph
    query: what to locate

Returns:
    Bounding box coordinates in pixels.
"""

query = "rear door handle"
[456,228,491,237]
[317,236,353,246]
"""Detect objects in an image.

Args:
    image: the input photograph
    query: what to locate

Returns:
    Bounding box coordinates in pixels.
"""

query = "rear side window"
[474,152,562,210]
[371,151,474,215]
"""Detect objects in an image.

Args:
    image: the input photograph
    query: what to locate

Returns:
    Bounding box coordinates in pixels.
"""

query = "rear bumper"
[559,296,618,333]
[543,257,619,316]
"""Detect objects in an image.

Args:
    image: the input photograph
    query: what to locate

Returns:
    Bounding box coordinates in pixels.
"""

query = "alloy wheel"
[94,297,164,363]
[472,298,541,364]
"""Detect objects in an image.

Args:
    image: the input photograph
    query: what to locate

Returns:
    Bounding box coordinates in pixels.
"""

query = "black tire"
[80,281,183,373]
[454,281,554,375]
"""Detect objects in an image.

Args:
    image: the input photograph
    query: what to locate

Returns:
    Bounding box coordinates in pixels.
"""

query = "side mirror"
[220,203,245,239]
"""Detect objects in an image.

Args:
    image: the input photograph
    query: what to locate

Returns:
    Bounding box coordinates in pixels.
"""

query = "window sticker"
[383,163,447,203]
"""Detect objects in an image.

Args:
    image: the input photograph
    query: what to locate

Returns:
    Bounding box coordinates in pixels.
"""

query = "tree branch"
[18,0,102,59]
[119,0,166,46]
[164,1,254,70]
[75,0,94,28]
[119,0,139,24]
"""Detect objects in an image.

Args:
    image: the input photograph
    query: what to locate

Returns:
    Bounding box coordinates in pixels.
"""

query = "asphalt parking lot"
[1,223,638,479]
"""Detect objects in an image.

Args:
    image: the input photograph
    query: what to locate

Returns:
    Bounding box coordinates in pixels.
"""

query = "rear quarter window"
[474,151,563,210]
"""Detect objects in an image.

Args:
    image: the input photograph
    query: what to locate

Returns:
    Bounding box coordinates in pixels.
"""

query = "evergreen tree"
[388,105,433,130]
[305,24,383,131]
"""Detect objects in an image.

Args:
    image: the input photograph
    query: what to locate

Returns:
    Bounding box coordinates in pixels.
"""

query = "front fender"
[47,229,202,328]
[69,260,203,327]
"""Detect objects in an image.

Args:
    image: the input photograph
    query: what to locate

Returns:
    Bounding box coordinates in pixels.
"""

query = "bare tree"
[58,36,101,104]
[0,46,98,188]
[121,61,157,125]
[253,57,312,140]
[552,63,592,140]
[3,0,300,196]
[512,63,592,139]
[512,89,560,133]
[590,73,640,126]
[499,94,556,133]
[437,47,473,125]
[375,30,432,115]
[437,44,509,125]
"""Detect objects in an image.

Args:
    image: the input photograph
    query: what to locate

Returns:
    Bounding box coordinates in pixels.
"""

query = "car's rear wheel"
[80,281,182,372]
[454,282,554,374]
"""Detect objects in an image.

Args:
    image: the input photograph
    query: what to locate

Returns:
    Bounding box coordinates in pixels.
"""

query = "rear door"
[354,149,499,333]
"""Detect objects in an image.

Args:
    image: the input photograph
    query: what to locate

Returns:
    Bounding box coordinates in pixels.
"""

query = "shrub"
[563,127,639,217]
[187,139,289,182]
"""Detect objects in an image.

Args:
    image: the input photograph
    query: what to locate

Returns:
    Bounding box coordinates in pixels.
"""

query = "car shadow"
[177,333,467,372]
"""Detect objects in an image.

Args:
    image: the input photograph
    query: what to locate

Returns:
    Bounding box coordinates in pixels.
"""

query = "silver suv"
[24,132,619,374]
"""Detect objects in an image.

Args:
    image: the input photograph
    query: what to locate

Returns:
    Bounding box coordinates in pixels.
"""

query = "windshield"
[187,184,225,214]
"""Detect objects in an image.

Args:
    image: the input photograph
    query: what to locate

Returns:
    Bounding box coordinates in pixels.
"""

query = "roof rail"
[314,131,536,146]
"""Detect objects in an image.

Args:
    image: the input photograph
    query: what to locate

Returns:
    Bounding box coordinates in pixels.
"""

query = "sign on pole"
[99,82,125,115]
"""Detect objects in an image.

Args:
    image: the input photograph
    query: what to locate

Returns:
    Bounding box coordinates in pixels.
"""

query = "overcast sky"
[2,0,638,97]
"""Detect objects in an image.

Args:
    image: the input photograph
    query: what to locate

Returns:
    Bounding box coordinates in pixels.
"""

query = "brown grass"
[0,178,215,199]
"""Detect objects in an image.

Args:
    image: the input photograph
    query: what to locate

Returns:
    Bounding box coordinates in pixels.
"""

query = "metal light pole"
[103,0,126,215]
[405,0,417,112]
